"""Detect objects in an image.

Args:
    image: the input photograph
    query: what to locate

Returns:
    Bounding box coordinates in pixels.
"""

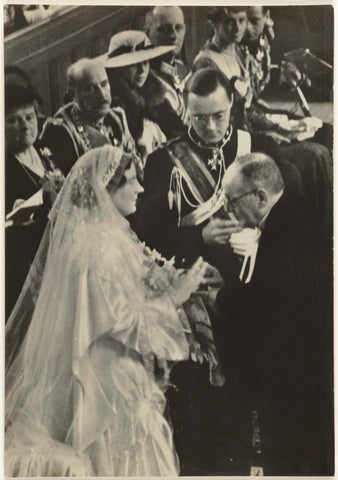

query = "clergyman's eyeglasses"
[226,189,258,210]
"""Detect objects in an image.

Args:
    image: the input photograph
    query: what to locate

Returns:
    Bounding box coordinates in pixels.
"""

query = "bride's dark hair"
[108,156,133,190]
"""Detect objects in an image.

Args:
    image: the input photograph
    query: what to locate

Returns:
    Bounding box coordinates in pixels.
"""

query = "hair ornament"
[102,158,121,187]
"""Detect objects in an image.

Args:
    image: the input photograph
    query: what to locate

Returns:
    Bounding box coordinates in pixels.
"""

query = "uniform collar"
[188,125,233,150]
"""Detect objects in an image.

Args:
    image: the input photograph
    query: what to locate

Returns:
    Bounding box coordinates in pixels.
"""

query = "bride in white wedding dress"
[5,145,209,477]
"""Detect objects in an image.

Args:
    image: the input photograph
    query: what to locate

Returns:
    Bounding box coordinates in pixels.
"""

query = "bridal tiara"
[102,157,121,187]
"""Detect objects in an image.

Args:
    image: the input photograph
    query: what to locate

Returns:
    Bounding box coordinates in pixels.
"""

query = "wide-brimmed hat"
[97,30,175,68]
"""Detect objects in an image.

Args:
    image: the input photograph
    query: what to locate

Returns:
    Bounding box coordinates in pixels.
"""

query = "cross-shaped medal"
[208,149,221,170]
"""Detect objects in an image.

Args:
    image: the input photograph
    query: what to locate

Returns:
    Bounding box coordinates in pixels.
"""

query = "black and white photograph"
[3,2,334,477]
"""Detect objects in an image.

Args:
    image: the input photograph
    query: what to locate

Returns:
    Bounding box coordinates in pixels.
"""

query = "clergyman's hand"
[202,218,242,246]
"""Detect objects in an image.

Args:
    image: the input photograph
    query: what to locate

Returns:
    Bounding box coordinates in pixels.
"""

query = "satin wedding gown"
[5,146,191,477]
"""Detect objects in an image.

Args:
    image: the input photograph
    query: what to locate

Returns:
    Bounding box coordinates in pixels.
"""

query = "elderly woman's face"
[109,163,144,217]
[215,10,247,46]
[120,61,150,89]
[5,104,38,153]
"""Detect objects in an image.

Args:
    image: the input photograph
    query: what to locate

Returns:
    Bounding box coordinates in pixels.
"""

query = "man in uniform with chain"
[40,58,135,176]
[133,68,246,271]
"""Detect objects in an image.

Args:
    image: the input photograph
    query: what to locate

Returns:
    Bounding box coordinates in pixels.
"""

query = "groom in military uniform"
[132,67,301,279]
[132,67,303,475]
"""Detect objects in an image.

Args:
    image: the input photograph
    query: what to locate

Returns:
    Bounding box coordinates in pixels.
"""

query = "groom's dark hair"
[184,68,233,104]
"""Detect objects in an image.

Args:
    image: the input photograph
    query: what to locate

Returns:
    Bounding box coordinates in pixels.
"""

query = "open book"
[5,189,43,227]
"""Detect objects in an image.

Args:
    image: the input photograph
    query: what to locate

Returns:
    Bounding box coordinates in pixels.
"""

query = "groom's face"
[187,85,232,145]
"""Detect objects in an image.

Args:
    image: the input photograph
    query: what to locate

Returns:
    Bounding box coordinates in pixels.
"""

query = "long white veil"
[5,145,139,476]
[5,144,223,477]
[6,145,130,366]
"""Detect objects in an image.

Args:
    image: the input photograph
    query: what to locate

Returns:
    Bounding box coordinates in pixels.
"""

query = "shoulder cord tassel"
[168,167,182,226]
[169,167,206,227]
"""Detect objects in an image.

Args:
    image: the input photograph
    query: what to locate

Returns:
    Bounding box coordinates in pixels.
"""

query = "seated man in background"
[242,5,333,150]
[214,152,333,475]
[40,58,135,175]
[240,6,333,236]
[143,5,190,139]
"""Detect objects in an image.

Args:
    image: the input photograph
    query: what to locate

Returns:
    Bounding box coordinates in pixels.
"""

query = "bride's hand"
[170,257,208,307]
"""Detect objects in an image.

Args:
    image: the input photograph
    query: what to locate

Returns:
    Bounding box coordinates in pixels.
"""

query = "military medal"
[208,149,222,170]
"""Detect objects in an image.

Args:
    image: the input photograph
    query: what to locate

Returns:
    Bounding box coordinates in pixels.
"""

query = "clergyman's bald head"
[233,152,284,195]
[223,153,284,227]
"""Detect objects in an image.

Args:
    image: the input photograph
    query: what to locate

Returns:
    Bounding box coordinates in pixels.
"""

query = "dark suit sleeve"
[131,148,206,266]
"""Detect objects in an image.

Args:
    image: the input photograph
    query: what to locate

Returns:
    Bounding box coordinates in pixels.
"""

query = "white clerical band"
[230,228,261,284]
[239,249,258,284]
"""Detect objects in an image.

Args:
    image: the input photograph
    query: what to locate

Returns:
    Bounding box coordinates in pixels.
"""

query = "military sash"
[167,129,251,226]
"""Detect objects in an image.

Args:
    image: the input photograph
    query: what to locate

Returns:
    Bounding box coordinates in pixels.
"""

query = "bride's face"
[109,163,144,217]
